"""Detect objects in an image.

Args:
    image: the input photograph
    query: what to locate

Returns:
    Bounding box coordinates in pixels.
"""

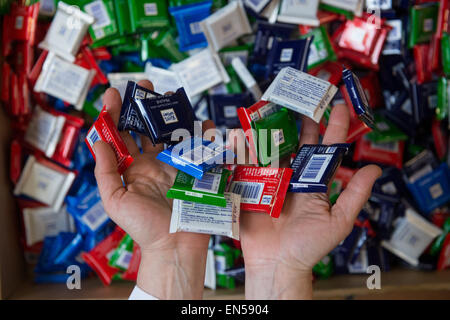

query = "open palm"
[93,80,211,254]
[235,104,381,274]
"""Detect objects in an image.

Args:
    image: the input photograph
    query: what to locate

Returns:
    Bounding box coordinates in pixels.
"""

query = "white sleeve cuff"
[128,285,160,300]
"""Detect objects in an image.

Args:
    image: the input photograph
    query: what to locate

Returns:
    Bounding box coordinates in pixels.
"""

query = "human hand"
[230,104,382,299]
[93,80,214,299]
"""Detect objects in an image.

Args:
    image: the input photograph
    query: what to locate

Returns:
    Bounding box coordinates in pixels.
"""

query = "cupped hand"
[230,104,382,299]
[93,80,214,298]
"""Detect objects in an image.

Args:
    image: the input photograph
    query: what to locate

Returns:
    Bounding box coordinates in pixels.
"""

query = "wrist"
[137,246,208,300]
[245,261,313,300]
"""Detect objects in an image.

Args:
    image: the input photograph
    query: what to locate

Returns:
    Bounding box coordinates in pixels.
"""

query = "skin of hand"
[93,80,216,299]
[229,104,382,300]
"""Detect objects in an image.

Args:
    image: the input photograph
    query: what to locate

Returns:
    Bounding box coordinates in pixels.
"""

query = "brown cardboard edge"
[0,32,26,298]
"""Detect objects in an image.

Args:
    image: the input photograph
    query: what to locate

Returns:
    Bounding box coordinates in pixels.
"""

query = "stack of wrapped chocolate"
[1,0,449,288]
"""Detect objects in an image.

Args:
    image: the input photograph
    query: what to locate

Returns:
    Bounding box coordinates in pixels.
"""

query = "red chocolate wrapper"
[431,0,450,71]
[10,73,21,117]
[120,244,141,282]
[7,2,39,44]
[13,41,34,76]
[92,47,113,61]
[332,14,391,70]
[438,233,450,271]
[229,166,293,218]
[1,62,11,103]
[353,136,405,169]
[237,101,278,166]
[52,113,85,167]
[432,119,448,161]
[10,139,22,184]
[75,46,108,88]
[308,61,343,86]
[414,44,433,85]
[85,106,134,175]
[82,227,125,286]
[28,50,48,88]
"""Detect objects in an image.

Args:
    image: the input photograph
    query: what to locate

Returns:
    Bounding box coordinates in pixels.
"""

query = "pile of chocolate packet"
[1,0,450,289]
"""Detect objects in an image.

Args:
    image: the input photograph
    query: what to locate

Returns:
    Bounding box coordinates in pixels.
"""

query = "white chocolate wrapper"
[38,1,94,62]
[34,53,95,110]
[14,156,76,212]
[23,205,75,247]
[169,192,240,240]
[24,106,66,158]
[200,1,252,52]
[277,0,320,26]
[382,208,442,266]
[171,49,229,98]
[262,67,338,123]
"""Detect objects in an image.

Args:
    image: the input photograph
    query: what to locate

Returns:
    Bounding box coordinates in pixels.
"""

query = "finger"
[137,79,155,92]
[135,80,164,153]
[103,87,122,125]
[332,165,382,227]
[202,120,216,133]
[93,141,126,215]
[322,104,350,145]
[299,116,319,147]
[203,120,220,143]
[228,128,253,166]
[103,87,139,156]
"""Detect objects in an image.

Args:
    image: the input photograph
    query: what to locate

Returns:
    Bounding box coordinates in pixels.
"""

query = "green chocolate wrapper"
[431,218,450,256]
[319,3,353,20]
[253,108,299,167]
[302,26,337,70]
[167,168,231,207]
[83,85,107,118]
[114,0,133,36]
[108,234,134,271]
[408,3,439,48]
[366,113,408,143]
[148,28,188,62]
[225,65,243,94]
[437,77,449,121]
[442,33,450,77]
[129,0,170,32]
[83,0,120,48]
[214,243,241,289]
[313,255,333,279]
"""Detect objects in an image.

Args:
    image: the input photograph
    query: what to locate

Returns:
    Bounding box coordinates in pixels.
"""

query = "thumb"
[93,141,126,214]
[332,165,382,233]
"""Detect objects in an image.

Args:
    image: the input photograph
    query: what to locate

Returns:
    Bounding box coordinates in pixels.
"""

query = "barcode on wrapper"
[116,251,133,270]
[85,1,111,29]
[144,3,158,16]
[86,126,101,147]
[192,172,222,194]
[81,201,109,232]
[231,181,265,204]
[299,154,333,183]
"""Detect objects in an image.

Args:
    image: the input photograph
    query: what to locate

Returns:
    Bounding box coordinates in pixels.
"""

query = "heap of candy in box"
[1,0,450,288]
